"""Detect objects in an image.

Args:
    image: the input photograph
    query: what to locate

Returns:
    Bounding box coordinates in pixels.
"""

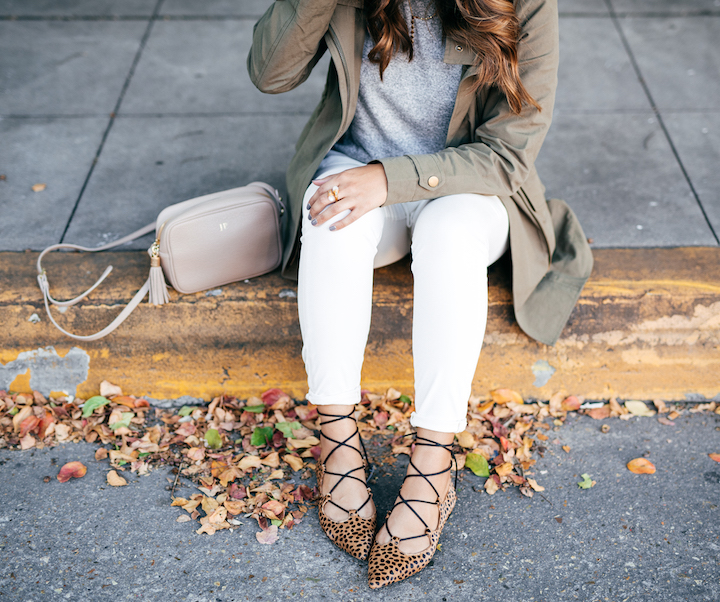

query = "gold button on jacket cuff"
[427,175,439,188]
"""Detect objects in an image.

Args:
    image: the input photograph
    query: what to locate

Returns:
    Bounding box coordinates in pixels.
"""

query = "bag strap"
[36,222,156,341]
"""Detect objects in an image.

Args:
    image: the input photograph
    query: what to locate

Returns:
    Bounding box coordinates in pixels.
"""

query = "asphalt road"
[1,409,718,602]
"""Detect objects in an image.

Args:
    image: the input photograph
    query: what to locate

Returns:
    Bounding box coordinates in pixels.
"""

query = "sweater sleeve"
[247,0,338,94]
[376,0,559,205]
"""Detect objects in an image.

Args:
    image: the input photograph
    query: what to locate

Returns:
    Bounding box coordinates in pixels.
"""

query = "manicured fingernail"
[307,213,312,220]
[306,203,311,210]
[311,219,317,226]
[329,225,336,231]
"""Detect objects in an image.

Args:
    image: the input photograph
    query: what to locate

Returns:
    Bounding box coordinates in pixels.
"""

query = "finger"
[308,178,339,213]
[308,191,337,221]
[327,208,360,232]
[311,199,348,227]
[309,181,345,219]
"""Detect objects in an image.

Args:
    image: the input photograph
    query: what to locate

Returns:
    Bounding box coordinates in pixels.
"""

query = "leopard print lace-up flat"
[316,408,377,561]
[368,435,457,589]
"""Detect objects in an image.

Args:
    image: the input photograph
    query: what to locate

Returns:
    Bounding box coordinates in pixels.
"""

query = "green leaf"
[465,453,490,477]
[82,395,110,417]
[116,460,127,466]
[109,412,133,430]
[251,426,274,447]
[178,406,194,417]
[205,429,222,450]
[399,395,412,404]
[9,407,19,416]
[138,452,150,458]
[275,421,302,438]
[578,473,595,489]
[270,519,282,527]
[244,405,266,413]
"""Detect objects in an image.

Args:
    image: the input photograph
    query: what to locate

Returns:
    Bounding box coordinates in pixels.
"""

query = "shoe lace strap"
[385,433,457,543]
[317,408,372,515]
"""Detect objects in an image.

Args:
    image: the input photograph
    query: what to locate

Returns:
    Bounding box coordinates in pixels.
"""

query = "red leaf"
[261,388,290,407]
[228,483,247,500]
[38,411,55,439]
[272,430,286,448]
[294,484,314,501]
[57,461,87,483]
[491,420,508,438]
[19,415,41,438]
[561,396,581,411]
[309,445,321,461]
[374,412,388,428]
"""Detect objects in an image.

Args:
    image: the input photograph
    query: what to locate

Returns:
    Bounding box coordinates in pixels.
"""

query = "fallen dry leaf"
[587,405,611,420]
[95,448,108,461]
[237,455,262,471]
[456,431,475,449]
[709,453,720,463]
[562,445,571,453]
[176,515,191,523]
[260,451,280,468]
[625,401,655,417]
[495,462,514,477]
[224,500,245,515]
[653,399,668,414]
[12,405,33,433]
[107,470,127,486]
[256,525,279,544]
[283,454,304,472]
[561,396,581,411]
[57,461,87,483]
[527,478,545,492]
[20,434,36,450]
[490,389,523,405]
[267,469,285,480]
[627,458,656,474]
[100,380,123,398]
[657,417,675,426]
[31,183,46,192]
[484,476,499,495]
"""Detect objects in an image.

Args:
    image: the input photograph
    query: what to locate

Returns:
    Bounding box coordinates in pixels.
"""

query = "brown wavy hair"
[365,0,541,114]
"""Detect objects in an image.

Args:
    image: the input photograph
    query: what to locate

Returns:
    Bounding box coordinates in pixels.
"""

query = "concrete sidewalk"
[1,409,718,601]
[1,0,720,400]
[1,0,718,251]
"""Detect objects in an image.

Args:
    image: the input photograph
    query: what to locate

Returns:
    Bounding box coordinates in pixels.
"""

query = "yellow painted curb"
[1,248,719,401]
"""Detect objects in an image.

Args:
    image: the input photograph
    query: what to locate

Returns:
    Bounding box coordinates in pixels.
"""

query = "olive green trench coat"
[248,0,593,346]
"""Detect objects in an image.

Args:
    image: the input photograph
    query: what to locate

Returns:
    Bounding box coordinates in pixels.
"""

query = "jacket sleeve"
[247,0,338,93]
[376,0,559,205]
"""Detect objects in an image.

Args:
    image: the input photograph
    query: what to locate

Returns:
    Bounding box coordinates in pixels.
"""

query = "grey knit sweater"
[333,0,462,163]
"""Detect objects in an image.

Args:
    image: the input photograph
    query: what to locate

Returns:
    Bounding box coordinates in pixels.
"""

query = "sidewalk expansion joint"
[58,0,165,246]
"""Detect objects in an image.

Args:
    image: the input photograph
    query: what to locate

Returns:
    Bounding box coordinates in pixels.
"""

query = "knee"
[412,196,489,260]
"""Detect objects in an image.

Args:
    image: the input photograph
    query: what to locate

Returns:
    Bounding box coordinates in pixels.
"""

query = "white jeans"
[298,151,510,433]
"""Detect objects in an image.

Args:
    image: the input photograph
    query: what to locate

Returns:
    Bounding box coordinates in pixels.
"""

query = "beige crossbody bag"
[37,183,285,341]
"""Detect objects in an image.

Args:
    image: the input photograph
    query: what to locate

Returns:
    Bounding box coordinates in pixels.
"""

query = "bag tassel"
[148,241,169,306]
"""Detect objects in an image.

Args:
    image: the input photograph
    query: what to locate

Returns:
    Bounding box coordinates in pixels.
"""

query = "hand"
[307,163,388,231]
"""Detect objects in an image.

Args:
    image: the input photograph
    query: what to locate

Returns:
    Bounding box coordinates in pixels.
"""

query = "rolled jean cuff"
[410,411,466,434]
[306,386,362,407]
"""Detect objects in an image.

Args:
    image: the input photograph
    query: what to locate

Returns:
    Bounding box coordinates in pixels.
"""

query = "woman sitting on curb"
[248,0,592,588]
